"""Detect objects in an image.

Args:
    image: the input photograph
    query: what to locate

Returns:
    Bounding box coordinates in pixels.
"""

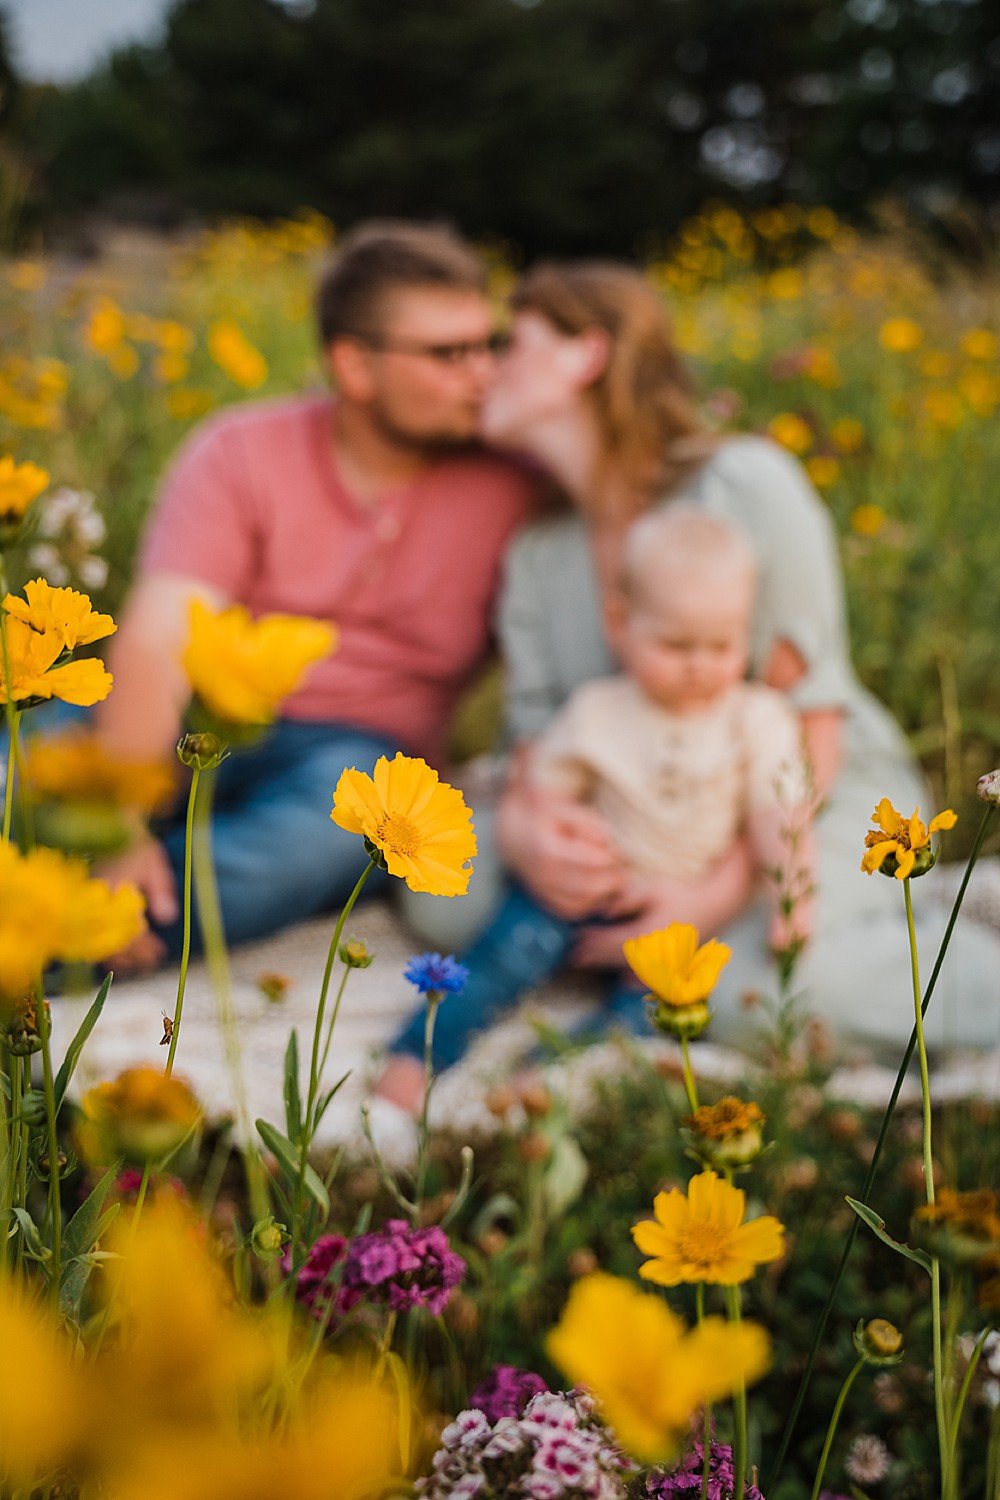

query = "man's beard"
[368,400,478,458]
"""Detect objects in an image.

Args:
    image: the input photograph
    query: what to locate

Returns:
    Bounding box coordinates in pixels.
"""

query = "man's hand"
[496,777,629,921]
[96,834,176,973]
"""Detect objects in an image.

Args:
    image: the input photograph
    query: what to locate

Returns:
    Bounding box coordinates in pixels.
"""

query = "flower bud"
[257,971,291,1003]
[176,731,228,771]
[855,1317,904,1365]
[517,1130,551,1164]
[518,1080,552,1119]
[977,770,1000,805]
[339,938,374,969]
[251,1216,288,1259]
[77,1066,203,1172]
[485,1084,518,1119]
[682,1096,766,1170]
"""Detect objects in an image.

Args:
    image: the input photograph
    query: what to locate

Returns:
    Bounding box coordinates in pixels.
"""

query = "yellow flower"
[22,729,176,814]
[623,923,731,1009]
[684,1097,766,1168]
[166,387,217,422]
[208,320,268,389]
[0,614,114,710]
[851,503,887,538]
[830,417,865,454]
[546,1271,770,1462]
[805,454,840,489]
[879,317,922,353]
[0,842,145,1001]
[632,1170,785,1286]
[766,412,813,454]
[183,599,335,728]
[332,752,477,896]
[3,577,116,649]
[961,328,998,361]
[0,1276,87,1489]
[861,796,957,880]
[79,1066,202,1167]
[0,455,49,532]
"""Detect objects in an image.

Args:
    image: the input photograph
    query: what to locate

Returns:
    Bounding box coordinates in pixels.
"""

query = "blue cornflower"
[403,951,469,998]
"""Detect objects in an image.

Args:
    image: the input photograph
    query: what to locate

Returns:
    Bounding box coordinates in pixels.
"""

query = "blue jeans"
[388,883,648,1072]
[154,720,399,959]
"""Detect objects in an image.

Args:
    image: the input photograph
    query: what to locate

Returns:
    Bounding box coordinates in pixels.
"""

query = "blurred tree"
[8,0,1000,253]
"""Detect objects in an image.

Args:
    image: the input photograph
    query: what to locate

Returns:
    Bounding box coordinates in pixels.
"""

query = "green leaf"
[60,1162,122,1313]
[255,1118,329,1218]
[846,1197,932,1274]
[54,973,113,1110]
[313,1071,351,1130]
[11,1207,51,1263]
[542,1133,589,1219]
[283,1031,301,1143]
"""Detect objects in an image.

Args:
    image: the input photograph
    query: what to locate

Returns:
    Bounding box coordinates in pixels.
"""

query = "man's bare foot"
[373,1054,426,1116]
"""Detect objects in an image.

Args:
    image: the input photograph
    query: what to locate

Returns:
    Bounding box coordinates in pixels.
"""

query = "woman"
[396,260,1000,1066]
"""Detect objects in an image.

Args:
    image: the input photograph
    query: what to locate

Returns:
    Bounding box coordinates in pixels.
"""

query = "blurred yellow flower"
[623,923,731,1009]
[805,455,840,488]
[6,259,46,292]
[766,412,812,454]
[960,369,1000,417]
[166,387,217,421]
[806,206,839,240]
[4,577,115,649]
[861,796,957,880]
[84,297,128,355]
[183,599,335,728]
[919,350,952,380]
[830,417,865,454]
[153,351,190,384]
[79,1066,202,1167]
[0,1276,87,1490]
[922,388,964,430]
[0,841,145,1001]
[0,614,114,711]
[767,268,804,301]
[632,1169,785,1286]
[961,328,998,361]
[546,1271,770,1462]
[878,317,922,353]
[208,320,268,389]
[851,503,887,538]
[332,752,477,896]
[0,455,49,531]
[22,729,176,814]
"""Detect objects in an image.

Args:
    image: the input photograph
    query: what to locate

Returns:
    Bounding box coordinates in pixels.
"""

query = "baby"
[379,504,814,1098]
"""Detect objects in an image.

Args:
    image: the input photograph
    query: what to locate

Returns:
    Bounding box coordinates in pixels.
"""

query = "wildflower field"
[1,206,1000,1500]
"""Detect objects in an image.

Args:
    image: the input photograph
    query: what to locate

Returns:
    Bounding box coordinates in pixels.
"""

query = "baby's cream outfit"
[532,675,807,882]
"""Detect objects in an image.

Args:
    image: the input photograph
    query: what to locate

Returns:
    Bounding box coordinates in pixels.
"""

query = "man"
[98,220,536,968]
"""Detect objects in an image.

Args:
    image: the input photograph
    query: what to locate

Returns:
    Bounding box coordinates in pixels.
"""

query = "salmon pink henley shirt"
[140,395,536,763]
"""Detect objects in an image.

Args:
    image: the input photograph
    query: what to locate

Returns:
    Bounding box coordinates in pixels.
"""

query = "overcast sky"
[3,0,172,82]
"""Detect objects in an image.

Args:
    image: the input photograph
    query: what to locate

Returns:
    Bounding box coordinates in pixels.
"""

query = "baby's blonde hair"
[619,503,757,607]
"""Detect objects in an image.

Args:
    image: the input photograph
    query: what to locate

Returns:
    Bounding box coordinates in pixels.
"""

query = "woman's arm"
[763,635,844,798]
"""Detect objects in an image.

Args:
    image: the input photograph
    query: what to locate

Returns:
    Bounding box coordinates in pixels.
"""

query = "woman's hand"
[570,838,757,968]
[495,769,629,921]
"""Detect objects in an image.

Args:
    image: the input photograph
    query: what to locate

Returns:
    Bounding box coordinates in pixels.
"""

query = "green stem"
[948,1323,989,1466]
[903,877,949,1492]
[191,765,271,1237]
[808,1356,864,1500]
[765,804,996,1490]
[724,1283,748,1500]
[292,860,374,1247]
[680,1035,700,1114]
[316,967,352,1093]
[164,767,200,1077]
[2,705,19,845]
[696,1284,712,1500]
[37,999,62,1308]
[413,994,441,1217]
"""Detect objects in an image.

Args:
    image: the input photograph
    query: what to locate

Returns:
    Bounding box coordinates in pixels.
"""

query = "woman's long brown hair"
[513,260,720,516]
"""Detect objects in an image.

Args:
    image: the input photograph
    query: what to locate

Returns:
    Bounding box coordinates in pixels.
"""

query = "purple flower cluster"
[470,1365,550,1423]
[284,1220,465,1322]
[339,1218,466,1316]
[646,1441,764,1500]
[419,1390,634,1500]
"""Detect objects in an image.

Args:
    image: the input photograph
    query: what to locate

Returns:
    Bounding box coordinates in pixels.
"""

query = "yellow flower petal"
[929,809,958,834]
[632,1170,785,1286]
[331,754,476,897]
[861,839,899,875]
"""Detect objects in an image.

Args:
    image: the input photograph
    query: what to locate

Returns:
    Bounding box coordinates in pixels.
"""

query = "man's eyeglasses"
[356,330,511,365]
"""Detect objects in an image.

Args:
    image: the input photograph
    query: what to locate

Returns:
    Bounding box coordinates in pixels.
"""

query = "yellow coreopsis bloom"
[623,923,731,1009]
[182,599,335,729]
[632,1169,785,1286]
[861,797,957,880]
[879,317,922,353]
[0,842,145,1001]
[546,1271,770,1462]
[0,1277,88,1490]
[766,412,813,454]
[332,752,476,896]
[22,729,176,814]
[0,455,49,536]
[0,615,114,710]
[79,1066,202,1167]
[3,577,116,649]
[208,321,268,389]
